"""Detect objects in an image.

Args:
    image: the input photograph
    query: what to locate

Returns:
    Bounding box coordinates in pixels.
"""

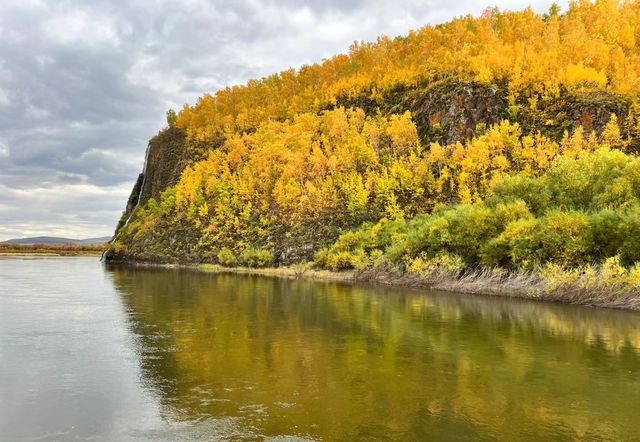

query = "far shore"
[1,252,103,257]
[1,242,106,257]
[105,261,640,312]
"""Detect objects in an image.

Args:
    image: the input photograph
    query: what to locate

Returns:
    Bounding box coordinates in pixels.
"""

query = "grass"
[197,263,355,282]
[358,267,640,311]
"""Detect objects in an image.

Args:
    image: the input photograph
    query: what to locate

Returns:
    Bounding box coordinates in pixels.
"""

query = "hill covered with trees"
[107,1,640,307]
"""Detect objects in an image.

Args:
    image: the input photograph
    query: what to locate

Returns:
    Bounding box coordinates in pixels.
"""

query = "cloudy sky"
[0,0,567,241]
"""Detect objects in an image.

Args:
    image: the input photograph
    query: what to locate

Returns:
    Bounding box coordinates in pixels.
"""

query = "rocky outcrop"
[337,78,629,148]
[138,126,188,205]
[113,126,188,238]
[407,79,509,145]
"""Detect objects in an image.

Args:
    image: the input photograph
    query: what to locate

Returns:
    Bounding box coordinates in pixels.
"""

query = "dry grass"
[113,260,640,311]
[197,261,640,311]
[357,266,640,311]
[197,263,355,282]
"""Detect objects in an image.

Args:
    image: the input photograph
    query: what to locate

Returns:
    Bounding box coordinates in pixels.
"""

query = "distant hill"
[3,236,111,245]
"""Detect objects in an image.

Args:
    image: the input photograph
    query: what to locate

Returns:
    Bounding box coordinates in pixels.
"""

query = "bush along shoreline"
[308,147,640,310]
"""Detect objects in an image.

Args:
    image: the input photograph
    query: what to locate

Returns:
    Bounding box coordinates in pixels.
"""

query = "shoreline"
[0,252,103,257]
[106,261,640,312]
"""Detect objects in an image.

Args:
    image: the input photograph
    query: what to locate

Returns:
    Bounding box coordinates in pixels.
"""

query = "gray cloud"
[0,0,567,240]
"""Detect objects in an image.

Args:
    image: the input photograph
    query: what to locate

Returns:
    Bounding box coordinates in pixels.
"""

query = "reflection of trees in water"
[108,265,640,441]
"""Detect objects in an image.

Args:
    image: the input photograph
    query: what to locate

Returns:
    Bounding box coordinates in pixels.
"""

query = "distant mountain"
[3,236,111,245]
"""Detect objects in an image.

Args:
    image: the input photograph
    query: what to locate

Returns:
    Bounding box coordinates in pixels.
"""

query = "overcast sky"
[0,0,567,241]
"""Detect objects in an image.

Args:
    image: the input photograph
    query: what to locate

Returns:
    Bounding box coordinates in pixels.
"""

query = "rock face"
[114,126,188,235]
[338,79,630,149]
[408,79,509,145]
[114,173,143,234]
[139,126,188,205]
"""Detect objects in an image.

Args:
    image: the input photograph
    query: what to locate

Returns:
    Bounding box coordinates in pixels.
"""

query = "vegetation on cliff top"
[109,1,640,300]
[171,0,640,143]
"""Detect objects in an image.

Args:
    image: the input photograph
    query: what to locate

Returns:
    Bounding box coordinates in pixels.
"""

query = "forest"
[108,1,640,304]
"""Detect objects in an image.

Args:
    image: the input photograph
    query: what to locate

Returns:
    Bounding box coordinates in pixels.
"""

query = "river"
[1,257,639,441]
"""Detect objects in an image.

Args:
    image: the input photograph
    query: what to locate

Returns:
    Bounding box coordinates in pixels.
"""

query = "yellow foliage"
[559,63,608,89]
[407,252,465,275]
[132,106,628,259]
[540,263,581,291]
[600,256,627,287]
[173,1,640,143]
[601,114,627,151]
[626,263,640,289]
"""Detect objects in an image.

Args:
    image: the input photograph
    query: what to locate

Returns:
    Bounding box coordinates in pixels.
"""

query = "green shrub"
[545,149,631,210]
[240,247,274,268]
[313,248,330,268]
[493,200,533,225]
[401,204,500,265]
[326,251,357,271]
[620,205,640,265]
[160,188,177,214]
[492,175,550,215]
[587,209,625,261]
[316,217,408,270]
[535,211,590,265]
[217,247,238,267]
[147,198,160,214]
[480,218,539,268]
[316,151,640,274]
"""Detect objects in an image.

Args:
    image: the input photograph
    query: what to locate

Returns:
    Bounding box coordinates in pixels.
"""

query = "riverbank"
[1,251,103,257]
[108,261,640,311]
[1,243,106,257]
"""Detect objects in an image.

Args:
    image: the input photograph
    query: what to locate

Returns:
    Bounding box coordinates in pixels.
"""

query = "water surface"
[1,257,639,440]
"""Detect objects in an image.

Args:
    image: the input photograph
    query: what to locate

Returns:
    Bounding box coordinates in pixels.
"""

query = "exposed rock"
[138,126,188,205]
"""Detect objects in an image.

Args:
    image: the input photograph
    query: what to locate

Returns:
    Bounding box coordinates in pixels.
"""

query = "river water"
[1,257,639,441]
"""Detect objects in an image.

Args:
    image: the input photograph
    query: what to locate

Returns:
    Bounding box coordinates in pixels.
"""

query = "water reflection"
[108,265,640,441]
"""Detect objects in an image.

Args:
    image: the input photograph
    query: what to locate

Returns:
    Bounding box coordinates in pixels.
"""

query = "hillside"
[106,1,640,305]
